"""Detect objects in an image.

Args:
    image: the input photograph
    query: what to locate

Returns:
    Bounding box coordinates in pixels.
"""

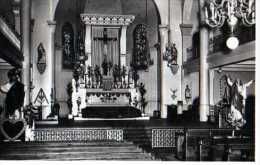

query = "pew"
[175,128,254,161]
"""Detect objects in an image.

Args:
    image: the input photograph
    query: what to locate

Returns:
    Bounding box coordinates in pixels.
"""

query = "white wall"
[31,0,57,119]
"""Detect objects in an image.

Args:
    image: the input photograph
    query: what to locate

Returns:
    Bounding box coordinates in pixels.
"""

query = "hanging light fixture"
[204,0,255,50]
[204,0,255,28]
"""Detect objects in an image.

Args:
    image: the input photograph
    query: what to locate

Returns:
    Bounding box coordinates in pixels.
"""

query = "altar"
[69,14,145,119]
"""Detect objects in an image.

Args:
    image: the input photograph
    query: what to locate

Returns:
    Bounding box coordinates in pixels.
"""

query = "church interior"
[0,0,256,161]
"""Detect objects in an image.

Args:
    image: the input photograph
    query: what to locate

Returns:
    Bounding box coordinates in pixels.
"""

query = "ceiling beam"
[208,41,255,69]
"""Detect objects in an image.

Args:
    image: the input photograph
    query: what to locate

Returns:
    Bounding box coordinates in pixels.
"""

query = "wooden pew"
[176,128,254,161]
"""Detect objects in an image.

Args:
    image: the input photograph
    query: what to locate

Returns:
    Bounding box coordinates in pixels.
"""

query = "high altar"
[69,14,145,119]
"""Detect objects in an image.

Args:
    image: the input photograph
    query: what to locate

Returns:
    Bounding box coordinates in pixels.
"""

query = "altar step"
[74,116,150,121]
[0,141,155,160]
[124,128,152,147]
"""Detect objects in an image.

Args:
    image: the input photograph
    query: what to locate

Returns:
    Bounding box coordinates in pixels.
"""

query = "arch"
[54,0,162,63]
[54,0,161,26]
[53,0,162,116]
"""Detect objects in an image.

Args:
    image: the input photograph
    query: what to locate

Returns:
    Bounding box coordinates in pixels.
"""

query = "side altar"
[69,14,146,119]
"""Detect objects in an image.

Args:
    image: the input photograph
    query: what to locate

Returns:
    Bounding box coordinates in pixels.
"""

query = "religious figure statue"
[121,66,127,88]
[102,57,112,76]
[225,75,254,129]
[62,22,75,69]
[138,83,147,115]
[185,85,192,104]
[163,43,178,67]
[94,65,101,88]
[170,88,178,102]
[0,68,25,119]
[37,43,46,63]
[112,64,120,88]
[37,43,47,74]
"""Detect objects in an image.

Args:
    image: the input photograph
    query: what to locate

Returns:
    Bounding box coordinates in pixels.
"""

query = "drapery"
[92,27,120,70]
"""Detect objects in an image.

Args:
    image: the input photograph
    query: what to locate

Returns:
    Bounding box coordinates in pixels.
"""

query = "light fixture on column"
[163,0,179,74]
[204,0,255,50]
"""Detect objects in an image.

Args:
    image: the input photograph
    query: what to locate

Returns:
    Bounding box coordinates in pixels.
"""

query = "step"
[0,149,144,155]
[0,146,142,154]
[0,141,134,147]
[0,152,153,160]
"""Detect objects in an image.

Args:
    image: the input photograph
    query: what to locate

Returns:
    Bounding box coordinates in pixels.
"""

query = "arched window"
[62,22,75,69]
[132,24,152,70]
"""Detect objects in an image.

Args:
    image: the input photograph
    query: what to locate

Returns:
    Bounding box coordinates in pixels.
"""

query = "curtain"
[92,27,120,69]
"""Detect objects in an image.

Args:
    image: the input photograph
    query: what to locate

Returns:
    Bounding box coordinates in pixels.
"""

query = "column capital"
[47,20,56,32]
[159,24,169,30]
[121,25,128,29]
[47,20,56,26]
[179,24,193,36]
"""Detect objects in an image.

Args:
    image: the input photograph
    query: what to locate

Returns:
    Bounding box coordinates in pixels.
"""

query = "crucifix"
[94,28,117,75]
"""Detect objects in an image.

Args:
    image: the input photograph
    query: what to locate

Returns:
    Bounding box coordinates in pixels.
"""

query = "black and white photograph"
[0,0,257,163]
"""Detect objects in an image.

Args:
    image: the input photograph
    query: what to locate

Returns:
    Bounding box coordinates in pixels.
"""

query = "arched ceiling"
[84,0,122,15]
[55,0,160,23]
[54,0,161,54]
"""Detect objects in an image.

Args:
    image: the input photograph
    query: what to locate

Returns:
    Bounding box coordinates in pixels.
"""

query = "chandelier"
[204,0,255,28]
[204,0,255,49]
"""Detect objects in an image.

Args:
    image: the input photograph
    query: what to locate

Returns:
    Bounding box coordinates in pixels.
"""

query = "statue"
[163,43,177,66]
[37,43,46,63]
[138,83,147,115]
[102,57,112,76]
[37,43,47,74]
[0,68,25,119]
[225,75,254,129]
[170,88,178,102]
[121,66,127,88]
[112,64,120,88]
[94,65,101,88]
[185,85,192,104]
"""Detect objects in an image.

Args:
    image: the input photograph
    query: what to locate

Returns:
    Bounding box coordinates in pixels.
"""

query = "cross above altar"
[81,14,135,68]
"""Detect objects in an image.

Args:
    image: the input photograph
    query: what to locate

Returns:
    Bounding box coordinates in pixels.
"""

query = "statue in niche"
[37,43,46,74]
[62,22,75,69]
[132,24,153,70]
